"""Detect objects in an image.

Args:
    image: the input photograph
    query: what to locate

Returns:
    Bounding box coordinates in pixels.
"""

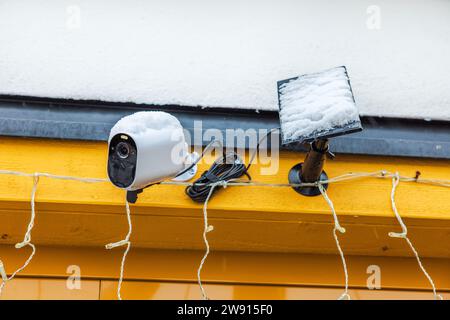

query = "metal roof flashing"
[0,95,449,160]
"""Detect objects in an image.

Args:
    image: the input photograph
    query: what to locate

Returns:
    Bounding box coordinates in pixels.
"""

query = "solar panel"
[277,66,362,145]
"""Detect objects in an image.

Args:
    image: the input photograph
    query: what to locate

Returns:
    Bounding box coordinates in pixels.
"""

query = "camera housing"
[107,111,192,193]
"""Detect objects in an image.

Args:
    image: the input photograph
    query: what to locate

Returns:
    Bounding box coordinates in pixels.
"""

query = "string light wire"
[318,184,350,300]
[0,171,106,297]
[389,173,443,300]
[0,174,39,296]
[2,169,450,189]
[105,196,133,300]
[0,169,448,300]
[197,181,227,300]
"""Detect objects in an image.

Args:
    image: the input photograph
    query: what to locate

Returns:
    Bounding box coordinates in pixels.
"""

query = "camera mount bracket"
[288,138,330,196]
[126,189,143,204]
[171,152,199,182]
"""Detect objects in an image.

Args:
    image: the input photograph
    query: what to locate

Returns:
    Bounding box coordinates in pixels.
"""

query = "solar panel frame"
[277,66,362,145]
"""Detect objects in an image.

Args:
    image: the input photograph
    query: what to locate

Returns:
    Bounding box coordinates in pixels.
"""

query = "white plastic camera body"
[107,111,195,192]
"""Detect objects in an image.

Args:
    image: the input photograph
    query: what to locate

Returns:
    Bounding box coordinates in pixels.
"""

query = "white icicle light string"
[0,171,106,297]
[389,173,443,300]
[0,174,39,296]
[318,184,350,300]
[1,169,450,188]
[105,196,133,301]
[197,181,228,300]
[0,168,448,300]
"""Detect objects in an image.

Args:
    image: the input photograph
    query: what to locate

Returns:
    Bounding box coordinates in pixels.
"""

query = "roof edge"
[0,95,449,159]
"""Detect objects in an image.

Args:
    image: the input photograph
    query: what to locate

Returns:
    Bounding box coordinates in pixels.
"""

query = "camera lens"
[116,142,130,159]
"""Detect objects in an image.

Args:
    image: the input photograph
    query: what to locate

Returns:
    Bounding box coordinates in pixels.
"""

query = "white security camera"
[107,111,197,202]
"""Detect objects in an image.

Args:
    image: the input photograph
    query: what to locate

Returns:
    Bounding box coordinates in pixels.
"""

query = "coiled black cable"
[185,152,250,203]
[185,128,279,203]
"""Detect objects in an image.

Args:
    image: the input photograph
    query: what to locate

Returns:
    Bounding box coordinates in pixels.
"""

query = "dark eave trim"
[0,95,449,159]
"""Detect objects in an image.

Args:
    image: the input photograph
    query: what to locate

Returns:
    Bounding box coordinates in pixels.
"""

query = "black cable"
[246,128,279,171]
[175,140,222,178]
[185,128,279,203]
[185,152,250,203]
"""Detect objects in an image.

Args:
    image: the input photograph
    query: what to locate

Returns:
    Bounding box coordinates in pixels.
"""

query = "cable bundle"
[184,129,278,203]
[185,152,250,203]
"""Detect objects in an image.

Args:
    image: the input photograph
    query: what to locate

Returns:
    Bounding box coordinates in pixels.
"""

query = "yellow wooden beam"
[2,276,449,300]
[98,280,450,300]
[0,136,449,257]
[0,246,449,292]
[0,278,100,300]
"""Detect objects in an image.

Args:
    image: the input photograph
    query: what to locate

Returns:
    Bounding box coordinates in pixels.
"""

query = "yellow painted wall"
[2,277,449,300]
[0,246,448,300]
[0,136,449,299]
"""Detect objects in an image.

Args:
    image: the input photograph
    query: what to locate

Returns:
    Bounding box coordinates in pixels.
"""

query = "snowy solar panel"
[277,66,362,145]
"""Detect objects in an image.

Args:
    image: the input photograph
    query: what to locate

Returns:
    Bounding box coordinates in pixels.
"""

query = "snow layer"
[279,67,360,143]
[0,0,449,120]
[109,111,182,140]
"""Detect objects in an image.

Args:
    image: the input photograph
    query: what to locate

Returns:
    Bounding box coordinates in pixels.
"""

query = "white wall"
[0,0,449,120]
